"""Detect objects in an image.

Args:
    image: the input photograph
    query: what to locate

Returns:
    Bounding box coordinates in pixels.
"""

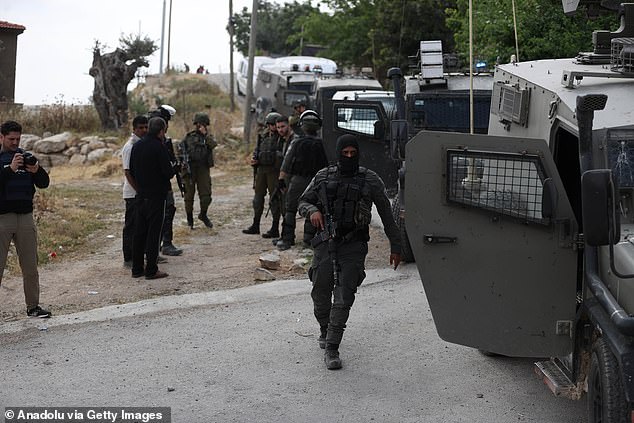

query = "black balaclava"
[336,134,359,176]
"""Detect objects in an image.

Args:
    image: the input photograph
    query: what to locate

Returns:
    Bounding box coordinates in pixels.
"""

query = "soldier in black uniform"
[276,110,328,251]
[178,113,217,229]
[299,134,402,370]
[243,112,284,236]
[149,105,183,257]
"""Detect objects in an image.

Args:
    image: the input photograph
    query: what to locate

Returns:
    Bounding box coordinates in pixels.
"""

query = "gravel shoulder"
[0,168,392,321]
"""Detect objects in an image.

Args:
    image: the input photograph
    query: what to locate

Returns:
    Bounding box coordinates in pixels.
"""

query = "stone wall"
[19,132,121,168]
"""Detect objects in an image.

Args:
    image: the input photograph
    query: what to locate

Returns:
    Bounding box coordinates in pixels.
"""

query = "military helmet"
[193,112,210,126]
[150,104,176,122]
[265,112,282,125]
[299,110,321,132]
[293,98,308,108]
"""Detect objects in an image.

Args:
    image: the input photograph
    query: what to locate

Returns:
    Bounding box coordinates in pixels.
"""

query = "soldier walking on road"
[178,113,217,229]
[275,110,328,251]
[243,112,283,237]
[299,134,401,370]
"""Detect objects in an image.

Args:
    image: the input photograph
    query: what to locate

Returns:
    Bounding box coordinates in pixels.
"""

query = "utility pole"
[229,0,236,112]
[160,0,166,74]
[243,0,258,146]
[167,0,173,72]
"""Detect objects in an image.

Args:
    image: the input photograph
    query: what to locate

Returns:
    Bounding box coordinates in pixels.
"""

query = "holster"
[311,230,330,248]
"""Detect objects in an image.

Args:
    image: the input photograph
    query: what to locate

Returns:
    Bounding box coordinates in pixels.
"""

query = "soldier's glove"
[277,179,287,191]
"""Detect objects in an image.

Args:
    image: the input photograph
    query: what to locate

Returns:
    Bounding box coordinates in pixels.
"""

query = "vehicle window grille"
[335,106,378,136]
[610,38,634,75]
[606,128,634,187]
[498,84,530,126]
[447,150,547,224]
[284,92,308,107]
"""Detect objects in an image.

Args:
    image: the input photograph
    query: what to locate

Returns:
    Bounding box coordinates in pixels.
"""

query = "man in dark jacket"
[0,120,51,317]
[299,134,402,370]
[129,117,175,279]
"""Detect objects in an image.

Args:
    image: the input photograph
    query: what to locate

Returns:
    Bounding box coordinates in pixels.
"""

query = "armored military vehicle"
[321,41,493,261]
[252,56,337,124]
[401,2,634,421]
[311,74,383,119]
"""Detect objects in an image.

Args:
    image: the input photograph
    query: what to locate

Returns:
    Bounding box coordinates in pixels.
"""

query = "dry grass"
[0,98,104,136]
[2,73,253,276]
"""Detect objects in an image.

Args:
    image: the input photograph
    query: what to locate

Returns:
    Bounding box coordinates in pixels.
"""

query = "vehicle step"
[534,359,583,400]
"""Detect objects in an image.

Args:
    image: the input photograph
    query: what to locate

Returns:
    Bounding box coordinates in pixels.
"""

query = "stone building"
[0,20,25,103]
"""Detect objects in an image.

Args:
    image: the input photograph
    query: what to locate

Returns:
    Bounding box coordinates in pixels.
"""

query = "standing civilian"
[121,115,148,267]
[0,120,51,317]
[129,117,174,279]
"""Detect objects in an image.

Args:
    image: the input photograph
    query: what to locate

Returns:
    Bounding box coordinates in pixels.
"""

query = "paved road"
[0,266,585,422]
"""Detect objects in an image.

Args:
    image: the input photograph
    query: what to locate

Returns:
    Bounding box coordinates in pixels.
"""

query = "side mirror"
[390,119,408,160]
[374,120,385,140]
[542,178,558,219]
[581,169,620,246]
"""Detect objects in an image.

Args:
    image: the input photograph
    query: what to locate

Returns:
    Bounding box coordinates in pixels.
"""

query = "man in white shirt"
[121,115,148,267]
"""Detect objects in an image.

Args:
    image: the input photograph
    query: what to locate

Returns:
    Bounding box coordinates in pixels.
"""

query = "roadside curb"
[0,265,417,335]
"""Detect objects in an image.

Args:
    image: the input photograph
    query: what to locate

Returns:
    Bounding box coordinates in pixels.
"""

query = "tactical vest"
[290,135,327,177]
[0,150,36,202]
[321,165,371,235]
[182,131,212,164]
[257,133,282,167]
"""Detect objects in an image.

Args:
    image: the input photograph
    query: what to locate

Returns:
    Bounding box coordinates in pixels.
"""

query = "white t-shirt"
[122,133,141,199]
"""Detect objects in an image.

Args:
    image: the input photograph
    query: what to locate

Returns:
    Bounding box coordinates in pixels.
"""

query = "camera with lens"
[21,152,38,168]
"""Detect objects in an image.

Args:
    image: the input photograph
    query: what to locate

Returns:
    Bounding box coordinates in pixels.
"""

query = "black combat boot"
[186,212,194,229]
[161,243,183,256]
[242,219,260,234]
[318,327,328,349]
[198,213,213,228]
[324,344,342,370]
[276,239,293,251]
[261,221,279,239]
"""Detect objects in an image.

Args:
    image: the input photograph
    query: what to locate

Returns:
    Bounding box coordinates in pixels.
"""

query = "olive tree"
[89,34,157,130]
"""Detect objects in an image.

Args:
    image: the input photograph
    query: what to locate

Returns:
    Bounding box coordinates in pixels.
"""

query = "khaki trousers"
[0,213,40,309]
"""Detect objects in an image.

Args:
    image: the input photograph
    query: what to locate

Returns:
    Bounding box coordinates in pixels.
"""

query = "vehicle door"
[406,131,578,357]
[322,98,397,193]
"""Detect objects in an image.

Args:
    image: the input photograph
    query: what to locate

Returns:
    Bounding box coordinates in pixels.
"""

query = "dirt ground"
[0,168,392,321]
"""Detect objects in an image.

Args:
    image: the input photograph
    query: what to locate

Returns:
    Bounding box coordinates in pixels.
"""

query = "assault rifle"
[252,132,263,188]
[315,183,340,286]
[265,187,282,218]
[176,140,191,198]
[165,137,185,197]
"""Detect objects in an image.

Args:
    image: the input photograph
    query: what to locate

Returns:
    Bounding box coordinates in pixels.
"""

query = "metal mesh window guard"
[447,150,547,224]
[606,129,634,188]
[336,106,378,136]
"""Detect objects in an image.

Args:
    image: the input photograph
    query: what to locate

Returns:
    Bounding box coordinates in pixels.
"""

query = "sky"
[1,0,261,105]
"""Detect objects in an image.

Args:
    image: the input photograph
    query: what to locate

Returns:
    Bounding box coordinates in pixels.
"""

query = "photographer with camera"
[0,120,51,318]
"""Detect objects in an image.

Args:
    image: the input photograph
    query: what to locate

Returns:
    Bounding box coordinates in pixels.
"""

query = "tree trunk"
[89,47,143,131]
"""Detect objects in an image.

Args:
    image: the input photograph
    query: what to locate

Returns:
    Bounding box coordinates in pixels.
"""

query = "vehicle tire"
[588,337,628,423]
[236,83,244,96]
[391,197,415,263]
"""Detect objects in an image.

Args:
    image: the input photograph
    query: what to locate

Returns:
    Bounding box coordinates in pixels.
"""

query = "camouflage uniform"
[178,128,217,227]
[251,129,284,232]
